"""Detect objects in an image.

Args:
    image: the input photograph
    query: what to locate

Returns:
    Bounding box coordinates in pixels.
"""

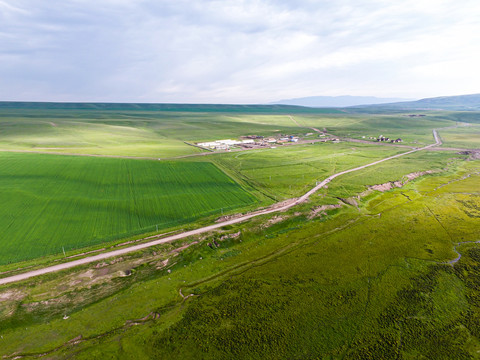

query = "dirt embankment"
[369,170,436,192]
[458,150,480,160]
[369,182,402,192]
[261,215,287,228]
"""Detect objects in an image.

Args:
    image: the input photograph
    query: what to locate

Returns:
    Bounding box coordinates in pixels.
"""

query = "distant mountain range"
[355,93,480,111]
[273,95,411,107]
[2,93,480,113]
[0,101,341,114]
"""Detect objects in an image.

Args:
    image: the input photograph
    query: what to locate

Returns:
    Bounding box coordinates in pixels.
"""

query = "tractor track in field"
[0,128,446,286]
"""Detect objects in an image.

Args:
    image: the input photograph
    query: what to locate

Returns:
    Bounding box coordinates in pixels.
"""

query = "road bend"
[0,130,442,286]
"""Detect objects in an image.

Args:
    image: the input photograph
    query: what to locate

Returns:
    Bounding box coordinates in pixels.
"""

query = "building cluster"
[375,135,403,143]
[197,135,300,150]
[197,139,255,150]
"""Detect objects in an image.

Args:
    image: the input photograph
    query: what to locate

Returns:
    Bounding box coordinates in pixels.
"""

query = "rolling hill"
[273,95,409,107]
[355,93,480,111]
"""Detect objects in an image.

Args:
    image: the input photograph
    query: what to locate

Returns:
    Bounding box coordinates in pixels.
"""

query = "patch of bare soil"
[369,170,436,192]
[459,150,480,160]
[404,170,435,181]
[0,289,26,302]
[309,204,342,219]
[268,198,298,210]
[370,182,396,192]
[216,212,245,223]
[261,215,287,228]
[220,231,241,240]
[21,254,172,315]
[169,241,198,254]
[24,252,173,305]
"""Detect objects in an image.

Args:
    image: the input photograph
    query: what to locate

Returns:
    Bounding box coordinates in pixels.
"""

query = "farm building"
[197,139,243,149]
[214,144,229,150]
[218,139,241,146]
[197,141,220,148]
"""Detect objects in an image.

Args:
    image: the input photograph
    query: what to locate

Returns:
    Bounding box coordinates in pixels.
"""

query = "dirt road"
[0,130,443,286]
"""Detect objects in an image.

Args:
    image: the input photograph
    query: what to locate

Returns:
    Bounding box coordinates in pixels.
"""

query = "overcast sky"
[1,0,480,103]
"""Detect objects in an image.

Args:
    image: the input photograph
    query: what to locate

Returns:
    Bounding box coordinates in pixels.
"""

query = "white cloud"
[0,0,480,102]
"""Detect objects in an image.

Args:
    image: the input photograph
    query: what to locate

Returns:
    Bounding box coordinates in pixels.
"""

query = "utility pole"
[62,247,66,258]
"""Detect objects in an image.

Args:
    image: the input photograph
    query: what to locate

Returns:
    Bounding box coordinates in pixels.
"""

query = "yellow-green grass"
[324,149,462,198]
[0,117,201,158]
[198,142,456,201]
[292,113,452,145]
[0,110,302,158]
[0,152,256,265]
[0,108,457,158]
[438,124,480,149]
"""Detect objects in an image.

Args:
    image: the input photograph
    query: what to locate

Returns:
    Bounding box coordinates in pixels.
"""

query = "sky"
[1,0,480,103]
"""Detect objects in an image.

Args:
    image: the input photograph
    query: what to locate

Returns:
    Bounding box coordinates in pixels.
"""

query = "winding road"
[0,130,443,286]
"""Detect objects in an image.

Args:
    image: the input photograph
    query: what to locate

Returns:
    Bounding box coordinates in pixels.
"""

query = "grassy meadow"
[205,143,404,199]
[198,142,459,201]
[292,113,452,145]
[0,152,256,264]
[438,123,480,149]
[0,106,461,159]
[0,108,305,158]
[0,154,478,359]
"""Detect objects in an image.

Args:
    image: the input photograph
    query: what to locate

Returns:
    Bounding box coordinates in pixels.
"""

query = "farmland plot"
[0,153,256,264]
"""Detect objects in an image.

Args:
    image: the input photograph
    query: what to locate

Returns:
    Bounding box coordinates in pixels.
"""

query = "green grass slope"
[0,109,307,157]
